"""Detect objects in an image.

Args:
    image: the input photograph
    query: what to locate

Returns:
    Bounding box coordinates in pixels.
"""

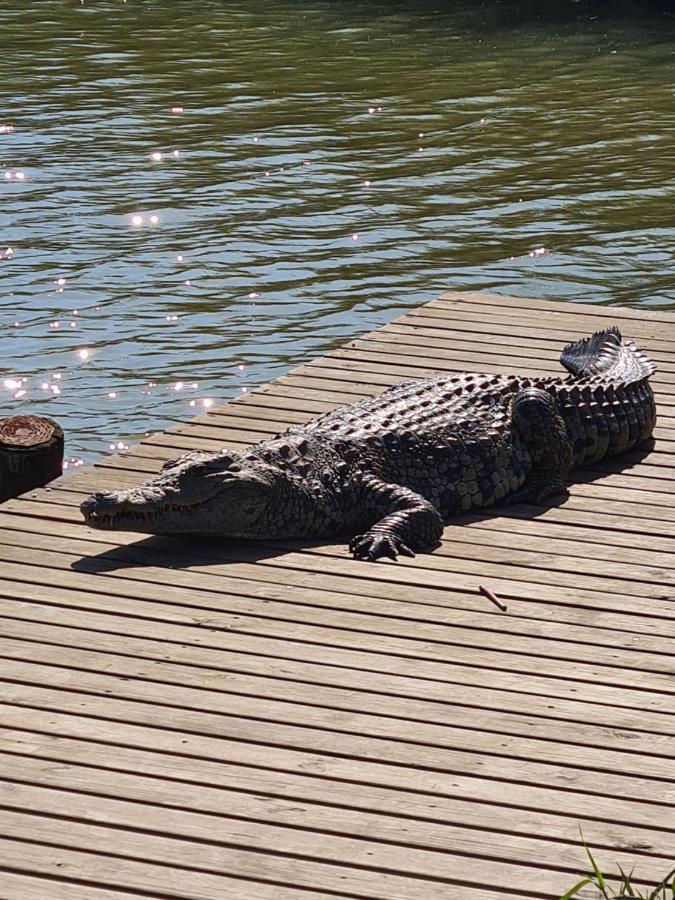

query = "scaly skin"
[81,327,656,561]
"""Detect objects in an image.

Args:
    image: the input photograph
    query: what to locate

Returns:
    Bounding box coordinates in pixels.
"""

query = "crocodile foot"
[507,474,569,506]
[349,532,415,562]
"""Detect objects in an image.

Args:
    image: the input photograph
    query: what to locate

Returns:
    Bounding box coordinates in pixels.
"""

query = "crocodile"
[81,327,656,561]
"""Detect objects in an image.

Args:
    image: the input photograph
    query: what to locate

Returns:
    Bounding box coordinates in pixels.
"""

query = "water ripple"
[2,0,674,460]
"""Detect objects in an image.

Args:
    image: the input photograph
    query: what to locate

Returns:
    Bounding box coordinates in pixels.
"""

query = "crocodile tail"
[560,326,656,382]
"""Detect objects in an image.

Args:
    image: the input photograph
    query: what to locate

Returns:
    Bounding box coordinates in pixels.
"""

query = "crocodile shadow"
[70,446,653,575]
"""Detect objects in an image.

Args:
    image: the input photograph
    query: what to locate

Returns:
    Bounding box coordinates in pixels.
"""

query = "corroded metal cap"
[0,415,62,448]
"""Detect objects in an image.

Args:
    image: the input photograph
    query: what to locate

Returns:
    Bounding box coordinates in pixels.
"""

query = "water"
[2,0,674,464]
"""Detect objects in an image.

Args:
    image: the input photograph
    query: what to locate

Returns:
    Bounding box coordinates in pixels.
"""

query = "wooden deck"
[0,291,674,900]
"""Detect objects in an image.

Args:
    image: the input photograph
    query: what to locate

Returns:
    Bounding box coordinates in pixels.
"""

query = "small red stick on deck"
[479,584,507,612]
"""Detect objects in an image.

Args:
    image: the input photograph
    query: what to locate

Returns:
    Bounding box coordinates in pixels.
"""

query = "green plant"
[560,833,675,900]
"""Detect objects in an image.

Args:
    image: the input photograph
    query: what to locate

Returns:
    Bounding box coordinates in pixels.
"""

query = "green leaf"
[648,868,675,900]
[582,837,609,899]
[618,864,637,895]
[559,878,593,900]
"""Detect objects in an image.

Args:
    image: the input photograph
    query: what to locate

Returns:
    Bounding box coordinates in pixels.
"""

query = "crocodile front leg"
[348,473,443,561]
[509,387,573,504]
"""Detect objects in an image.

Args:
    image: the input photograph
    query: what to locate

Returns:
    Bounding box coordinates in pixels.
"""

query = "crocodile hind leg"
[349,474,443,561]
[508,387,573,504]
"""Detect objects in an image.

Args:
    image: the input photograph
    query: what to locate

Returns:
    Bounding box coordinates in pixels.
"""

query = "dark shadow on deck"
[69,446,654,575]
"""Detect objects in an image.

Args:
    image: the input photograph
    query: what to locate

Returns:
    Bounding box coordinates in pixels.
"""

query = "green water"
[1,0,674,463]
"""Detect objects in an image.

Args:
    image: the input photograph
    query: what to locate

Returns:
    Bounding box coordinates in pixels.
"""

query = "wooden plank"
[3,291,675,900]
[0,783,536,895]
[279,366,675,402]
[2,724,671,862]
[0,833,346,900]
[437,290,675,325]
[0,536,672,678]
[0,810,611,900]
[351,326,675,368]
[321,346,675,386]
[5,506,675,640]
[0,871,151,900]
[2,676,673,817]
[409,300,675,344]
[340,337,675,381]
[3,496,675,634]
[2,719,671,858]
[0,527,667,642]
[1,527,673,658]
[2,525,675,640]
[3,622,672,760]
[0,598,670,755]
[0,763,670,892]
[0,700,672,855]
[3,501,674,615]
[4,624,674,739]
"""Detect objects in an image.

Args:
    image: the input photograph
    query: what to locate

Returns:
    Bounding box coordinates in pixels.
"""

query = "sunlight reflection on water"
[1,0,674,461]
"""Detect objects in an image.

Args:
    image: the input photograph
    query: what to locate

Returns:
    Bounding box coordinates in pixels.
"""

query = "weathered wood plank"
[2,520,674,656]
[1,767,670,891]
[437,291,675,323]
[412,300,675,343]
[0,832,352,900]
[2,524,674,631]
[351,329,675,370]
[2,291,674,900]
[0,592,671,753]
[0,700,669,855]
[2,676,673,814]
[2,724,670,860]
[4,626,674,736]
[0,531,667,640]
[0,871,149,900]
[2,601,674,722]
[1,719,669,855]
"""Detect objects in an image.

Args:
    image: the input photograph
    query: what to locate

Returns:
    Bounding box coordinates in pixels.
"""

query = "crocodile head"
[80,449,292,538]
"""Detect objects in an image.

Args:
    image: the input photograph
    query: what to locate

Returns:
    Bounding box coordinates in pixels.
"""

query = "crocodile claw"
[349,533,415,562]
[507,477,569,506]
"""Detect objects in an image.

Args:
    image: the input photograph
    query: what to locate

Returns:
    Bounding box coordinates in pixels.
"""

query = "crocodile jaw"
[81,489,207,532]
[80,478,271,536]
